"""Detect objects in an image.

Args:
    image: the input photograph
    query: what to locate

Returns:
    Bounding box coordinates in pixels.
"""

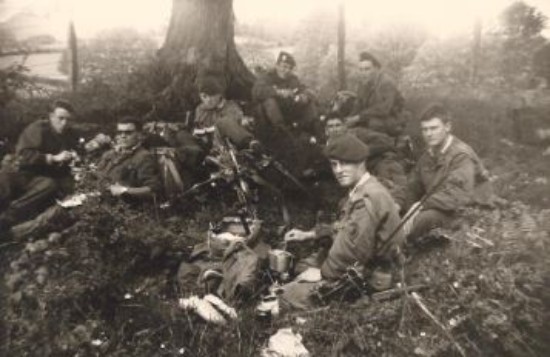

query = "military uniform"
[318,173,404,279]
[350,127,406,209]
[194,99,254,151]
[353,71,405,137]
[281,134,403,309]
[0,120,78,226]
[252,62,323,175]
[96,144,161,196]
[406,135,491,240]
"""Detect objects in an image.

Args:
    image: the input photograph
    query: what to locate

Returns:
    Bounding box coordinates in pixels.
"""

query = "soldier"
[0,100,79,233]
[194,77,258,153]
[252,52,322,176]
[345,51,406,138]
[404,103,492,242]
[280,133,404,309]
[324,115,406,210]
[95,117,161,200]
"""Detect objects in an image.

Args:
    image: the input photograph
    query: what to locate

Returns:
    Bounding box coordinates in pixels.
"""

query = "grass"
[1,88,550,356]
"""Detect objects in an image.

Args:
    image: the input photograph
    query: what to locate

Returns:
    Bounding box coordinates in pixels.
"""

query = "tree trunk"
[158,0,254,109]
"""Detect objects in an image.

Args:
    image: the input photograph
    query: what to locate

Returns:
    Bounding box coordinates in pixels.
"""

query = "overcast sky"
[1,0,549,40]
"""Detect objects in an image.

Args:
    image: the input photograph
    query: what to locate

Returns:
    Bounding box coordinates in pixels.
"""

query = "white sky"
[1,0,549,40]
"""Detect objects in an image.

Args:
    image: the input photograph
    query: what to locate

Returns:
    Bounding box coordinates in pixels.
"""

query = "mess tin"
[268,249,294,274]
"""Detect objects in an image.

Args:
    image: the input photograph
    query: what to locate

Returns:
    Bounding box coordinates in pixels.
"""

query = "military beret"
[276,51,296,68]
[324,133,370,162]
[198,76,225,95]
[358,51,381,68]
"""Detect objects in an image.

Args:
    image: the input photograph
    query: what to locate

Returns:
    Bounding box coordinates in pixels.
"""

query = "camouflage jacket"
[406,135,490,213]
[318,173,404,280]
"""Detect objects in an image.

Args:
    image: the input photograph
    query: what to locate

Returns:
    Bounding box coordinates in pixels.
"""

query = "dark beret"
[324,133,370,162]
[198,77,225,95]
[277,51,296,68]
[358,51,381,68]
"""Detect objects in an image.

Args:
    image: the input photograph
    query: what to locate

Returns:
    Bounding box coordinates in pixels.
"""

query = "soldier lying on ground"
[0,100,80,235]
[403,103,493,242]
[324,115,407,211]
[279,133,404,309]
[93,116,161,201]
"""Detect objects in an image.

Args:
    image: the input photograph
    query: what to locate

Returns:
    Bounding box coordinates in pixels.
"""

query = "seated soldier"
[95,116,161,200]
[252,52,321,175]
[0,99,79,233]
[345,51,405,138]
[324,115,406,210]
[194,77,259,153]
[280,133,404,309]
[404,103,491,242]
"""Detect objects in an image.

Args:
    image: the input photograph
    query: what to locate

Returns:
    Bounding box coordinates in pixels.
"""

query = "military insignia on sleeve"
[347,222,359,239]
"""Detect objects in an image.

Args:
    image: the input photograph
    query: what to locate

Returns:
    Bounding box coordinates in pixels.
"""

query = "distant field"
[0,52,67,81]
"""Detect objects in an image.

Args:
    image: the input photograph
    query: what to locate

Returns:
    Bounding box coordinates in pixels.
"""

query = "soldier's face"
[325,118,346,138]
[116,123,139,149]
[358,60,377,82]
[200,92,223,109]
[49,107,71,134]
[276,62,293,79]
[330,159,365,188]
[421,117,451,148]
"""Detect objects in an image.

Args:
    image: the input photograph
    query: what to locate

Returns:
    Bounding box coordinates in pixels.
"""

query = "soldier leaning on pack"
[280,134,404,309]
[403,103,492,242]
[94,116,161,201]
[0,100,79,234]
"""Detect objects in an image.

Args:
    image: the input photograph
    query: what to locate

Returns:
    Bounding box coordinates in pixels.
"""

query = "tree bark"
[158,0,254,105]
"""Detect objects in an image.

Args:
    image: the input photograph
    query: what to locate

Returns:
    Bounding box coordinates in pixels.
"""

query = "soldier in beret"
[323,115,407,210]
[252,51,322,176]
[280,133,404,309]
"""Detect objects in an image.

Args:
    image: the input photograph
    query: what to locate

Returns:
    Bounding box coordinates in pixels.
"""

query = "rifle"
[312,265,427,305]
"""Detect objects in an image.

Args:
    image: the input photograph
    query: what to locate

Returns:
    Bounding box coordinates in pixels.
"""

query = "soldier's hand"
[284,229,315,242]
[297,267,322,283]
[294,93,308,103]
[109,183,129,197]
[50,150,74,164]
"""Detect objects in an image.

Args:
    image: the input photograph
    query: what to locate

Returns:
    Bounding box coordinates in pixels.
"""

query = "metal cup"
[268,249,294,273]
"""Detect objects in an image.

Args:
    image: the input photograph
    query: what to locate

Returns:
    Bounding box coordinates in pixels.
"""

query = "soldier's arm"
[15,124,49,167]
[215,103,254,149]
[423,153,476,212]
[129,152,161,198]
[358,81,399,124]
[321,197,378,280]
[251,75,278,102]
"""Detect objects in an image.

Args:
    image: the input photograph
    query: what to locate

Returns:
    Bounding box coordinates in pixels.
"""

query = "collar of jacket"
[348,171,371,199]
[428,135,454,157]
[115,141,143,155]
[203,99,226,112]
